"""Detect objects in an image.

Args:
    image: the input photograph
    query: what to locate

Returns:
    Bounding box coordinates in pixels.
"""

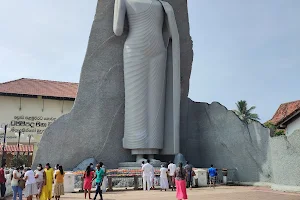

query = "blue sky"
[0,0,299,122]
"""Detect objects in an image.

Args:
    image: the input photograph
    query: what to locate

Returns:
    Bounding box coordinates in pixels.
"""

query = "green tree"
[234,100,260,123]
[264,121,285,137]
[11,155,28,167]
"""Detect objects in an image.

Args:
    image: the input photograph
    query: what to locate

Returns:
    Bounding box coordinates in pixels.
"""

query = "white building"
[0,78,78,163]
[270,100,300,136]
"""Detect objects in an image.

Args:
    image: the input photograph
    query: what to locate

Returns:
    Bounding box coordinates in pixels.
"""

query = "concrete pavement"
[6,186,300,200]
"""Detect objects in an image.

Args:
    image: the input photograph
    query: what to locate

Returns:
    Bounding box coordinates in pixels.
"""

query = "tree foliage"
[11,155,28,167]
[264,121,285,137]
[234,100,260,123]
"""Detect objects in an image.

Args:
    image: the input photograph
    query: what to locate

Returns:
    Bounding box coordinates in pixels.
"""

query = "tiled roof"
[0,78,78,99]
[270,100,300,125]
[0,145,34,152]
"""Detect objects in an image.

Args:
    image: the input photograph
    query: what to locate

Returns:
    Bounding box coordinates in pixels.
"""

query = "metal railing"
[75,168,238,191]
[214,169,238,184]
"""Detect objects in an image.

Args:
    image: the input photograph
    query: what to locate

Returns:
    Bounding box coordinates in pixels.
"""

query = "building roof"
[0,78,78,99]
[270,100,300,126]
[0,145,33,152]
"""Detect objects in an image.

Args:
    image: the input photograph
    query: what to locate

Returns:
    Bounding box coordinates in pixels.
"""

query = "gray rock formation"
[181,99,272,183]
[33,0,193,169]
[270,130,300,186]
[173,153,187,166]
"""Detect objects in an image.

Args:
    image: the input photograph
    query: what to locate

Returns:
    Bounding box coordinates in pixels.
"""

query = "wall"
[270,130,300,186]
[0,95,74,144]
[286,116,300,136]
[181,99,272,183]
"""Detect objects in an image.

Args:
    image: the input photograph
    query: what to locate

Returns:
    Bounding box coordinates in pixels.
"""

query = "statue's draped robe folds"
[113,0,180,156]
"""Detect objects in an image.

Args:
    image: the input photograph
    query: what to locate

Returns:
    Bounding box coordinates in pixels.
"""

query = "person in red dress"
[83,166,95,199]
[175,163,188,200]
[0,163,7,200]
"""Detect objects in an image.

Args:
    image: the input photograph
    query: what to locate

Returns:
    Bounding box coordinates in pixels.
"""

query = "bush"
[264,121,285,137]
[274,130,285,136]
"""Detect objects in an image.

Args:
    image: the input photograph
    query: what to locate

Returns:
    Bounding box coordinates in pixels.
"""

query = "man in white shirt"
[168,161,176,191]
[142,160,153,191]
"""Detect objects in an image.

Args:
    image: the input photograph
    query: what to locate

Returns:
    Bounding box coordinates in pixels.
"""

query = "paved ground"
[7,186,300,200]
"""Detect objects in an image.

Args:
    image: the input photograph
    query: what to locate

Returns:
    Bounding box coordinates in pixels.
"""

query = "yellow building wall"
[0,95,74,145]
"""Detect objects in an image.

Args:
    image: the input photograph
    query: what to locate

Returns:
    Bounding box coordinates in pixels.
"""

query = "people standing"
[11,166,23,200]
[23,168,39,200]
[150,164,155,190]
[40,163,54,200]
[89,163,95,172]
[175,163,188,200]
[52,164,59,198]
[141,161,145,168]
[83,165,94,199]
[208,164,217,188]
[92,163,105,200]
[54,166,65,200]
[184,161,193,189]
[168,161,176,191]
[35,164,46,199]
[101,165,108,193]
[142,159,153,191]
[159,164,169,191]
[0,163,6,199]
[55,164,59,172]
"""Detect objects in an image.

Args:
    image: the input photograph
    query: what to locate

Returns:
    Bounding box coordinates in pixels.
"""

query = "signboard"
[0,116,57,141]
[9,115,57,135]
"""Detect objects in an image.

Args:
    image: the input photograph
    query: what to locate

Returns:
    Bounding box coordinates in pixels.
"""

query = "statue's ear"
[162,13,171,48]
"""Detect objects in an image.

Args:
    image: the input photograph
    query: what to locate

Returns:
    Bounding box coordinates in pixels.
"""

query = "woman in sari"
[175,163,188,200]
[40,163,54,200]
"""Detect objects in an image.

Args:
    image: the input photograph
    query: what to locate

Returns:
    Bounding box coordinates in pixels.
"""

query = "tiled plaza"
[8,186,299,200]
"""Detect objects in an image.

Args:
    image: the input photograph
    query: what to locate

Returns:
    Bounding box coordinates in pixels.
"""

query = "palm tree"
[234,100,260,123]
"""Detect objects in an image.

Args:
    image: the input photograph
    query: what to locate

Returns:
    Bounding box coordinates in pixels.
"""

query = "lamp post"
[27,134,34,166]
[15,131,24,160]
[0,124,11,165]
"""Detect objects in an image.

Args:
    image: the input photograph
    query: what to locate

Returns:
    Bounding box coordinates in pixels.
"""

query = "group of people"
[142,160,194,200]
[0,160,217,200]
[142,161,218,200]
[83,162,107,200]
[8,163,65,200]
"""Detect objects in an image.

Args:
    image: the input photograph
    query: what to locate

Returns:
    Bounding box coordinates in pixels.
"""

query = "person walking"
[175,163,188,200]
[40,163,54,200]
[35,164,46,199]
[23,168,39,200]
[142,159,153,191]
[92,163,105,200]
[168,161,176,191]
[83,165,94,199]
[159,164,168,191]
[0,163,6,199]
[11,166,23,200]
[54,166,65,200]
[184,161,193,189]
[208,164,217,188]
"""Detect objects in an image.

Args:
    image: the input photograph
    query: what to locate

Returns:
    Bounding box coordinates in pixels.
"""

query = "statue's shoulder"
[159,1,174,13]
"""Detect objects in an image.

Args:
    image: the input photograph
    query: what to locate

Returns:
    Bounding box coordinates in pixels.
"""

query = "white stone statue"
[113,0,180,161]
